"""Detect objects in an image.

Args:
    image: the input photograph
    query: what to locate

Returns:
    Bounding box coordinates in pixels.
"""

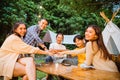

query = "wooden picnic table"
[60,67,120,80]
[36,63,76,76]
[36,63,120,80]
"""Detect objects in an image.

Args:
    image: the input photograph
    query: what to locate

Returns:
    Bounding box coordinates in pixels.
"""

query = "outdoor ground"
[35,55,47,80]
[35,55,58,80]
[17,55,47,80]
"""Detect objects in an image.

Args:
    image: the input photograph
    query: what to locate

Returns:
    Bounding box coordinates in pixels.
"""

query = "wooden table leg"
[57,76,70,80]
[46,74,53,80]
[11,77,18,80]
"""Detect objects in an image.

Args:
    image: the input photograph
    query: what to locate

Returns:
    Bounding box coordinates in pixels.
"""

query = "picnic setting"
[0,1,120,80]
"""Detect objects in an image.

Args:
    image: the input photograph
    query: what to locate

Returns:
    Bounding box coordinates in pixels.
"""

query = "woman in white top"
[0,22,52,80]
[60,25,118,72]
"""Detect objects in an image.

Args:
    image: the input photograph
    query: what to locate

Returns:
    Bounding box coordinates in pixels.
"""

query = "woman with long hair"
[59,25,118,72]
[0,22,52,80]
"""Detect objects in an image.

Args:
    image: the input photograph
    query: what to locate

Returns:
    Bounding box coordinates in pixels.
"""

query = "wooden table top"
[61,67,120,80]
[36,63,120,80]
[36,63,76,76]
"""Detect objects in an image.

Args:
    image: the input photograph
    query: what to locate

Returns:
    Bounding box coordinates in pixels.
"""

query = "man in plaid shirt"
[23,19,48,57]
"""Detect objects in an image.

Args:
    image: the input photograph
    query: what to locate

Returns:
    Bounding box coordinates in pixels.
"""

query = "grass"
[35,55,59,80]
[18,55,47,80]
[18,55,59,80]
[36,70,46,80]
[35,55,47,80]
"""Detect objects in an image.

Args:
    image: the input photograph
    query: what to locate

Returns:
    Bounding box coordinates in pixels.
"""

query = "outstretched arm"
[58,48,85,55]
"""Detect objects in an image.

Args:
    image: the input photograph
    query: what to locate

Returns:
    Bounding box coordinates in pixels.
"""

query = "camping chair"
[100,9,120,72]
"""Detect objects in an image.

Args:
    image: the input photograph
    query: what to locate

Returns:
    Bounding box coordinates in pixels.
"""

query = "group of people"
[0,19,119,80]
[59,25,118,72]
[0,19,50,80]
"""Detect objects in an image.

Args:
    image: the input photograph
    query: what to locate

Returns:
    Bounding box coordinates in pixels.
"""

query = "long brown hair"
[87,25,111,60]
[8,22,26,38]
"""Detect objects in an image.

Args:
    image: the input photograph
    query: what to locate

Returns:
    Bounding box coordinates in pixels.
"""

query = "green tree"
[39,0,119,33]
[0,0,119,46]
[0,0,40,45]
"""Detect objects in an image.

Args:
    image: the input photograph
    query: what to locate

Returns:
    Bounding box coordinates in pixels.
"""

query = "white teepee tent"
[100,10,120,54]
[102,21,120,54]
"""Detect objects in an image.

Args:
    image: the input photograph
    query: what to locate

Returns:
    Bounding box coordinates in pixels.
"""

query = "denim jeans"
[45,56,53,63]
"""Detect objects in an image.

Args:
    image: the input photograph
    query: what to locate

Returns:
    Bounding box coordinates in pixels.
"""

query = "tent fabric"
[102,21,120,54]
[43,30,77,44]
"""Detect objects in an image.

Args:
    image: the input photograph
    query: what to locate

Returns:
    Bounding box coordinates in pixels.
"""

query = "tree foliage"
[39,0,117,35]
[0,0,40,45]
[0,0,119,46]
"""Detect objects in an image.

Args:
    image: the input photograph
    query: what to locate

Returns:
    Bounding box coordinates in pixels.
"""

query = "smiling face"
[56,34,64,44]
[15,24,26,37]
[38,19,48,30]
[74,38,84,48]
[85,27,98,41]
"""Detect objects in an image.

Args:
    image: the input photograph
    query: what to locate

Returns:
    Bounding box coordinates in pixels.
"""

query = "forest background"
[0,0,120,48]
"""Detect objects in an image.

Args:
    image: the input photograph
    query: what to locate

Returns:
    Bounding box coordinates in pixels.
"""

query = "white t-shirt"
[49,43,66,63]
[49,43,66,50]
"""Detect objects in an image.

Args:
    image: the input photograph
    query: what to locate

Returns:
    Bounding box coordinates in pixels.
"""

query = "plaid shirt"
[23,25,44,47]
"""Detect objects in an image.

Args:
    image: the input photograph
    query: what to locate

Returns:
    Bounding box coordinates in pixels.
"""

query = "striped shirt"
[23,25,44,47]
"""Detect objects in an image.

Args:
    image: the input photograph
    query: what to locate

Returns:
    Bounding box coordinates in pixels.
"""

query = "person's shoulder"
[86,41,96,44]
[62,44,66,47]
[86,41,92,47]
[5,34,21,42]
[86,41,97,48]
[7,34,18,39]
[50,43,58,47]
[28,25,37,29]
[50,42,56,45]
